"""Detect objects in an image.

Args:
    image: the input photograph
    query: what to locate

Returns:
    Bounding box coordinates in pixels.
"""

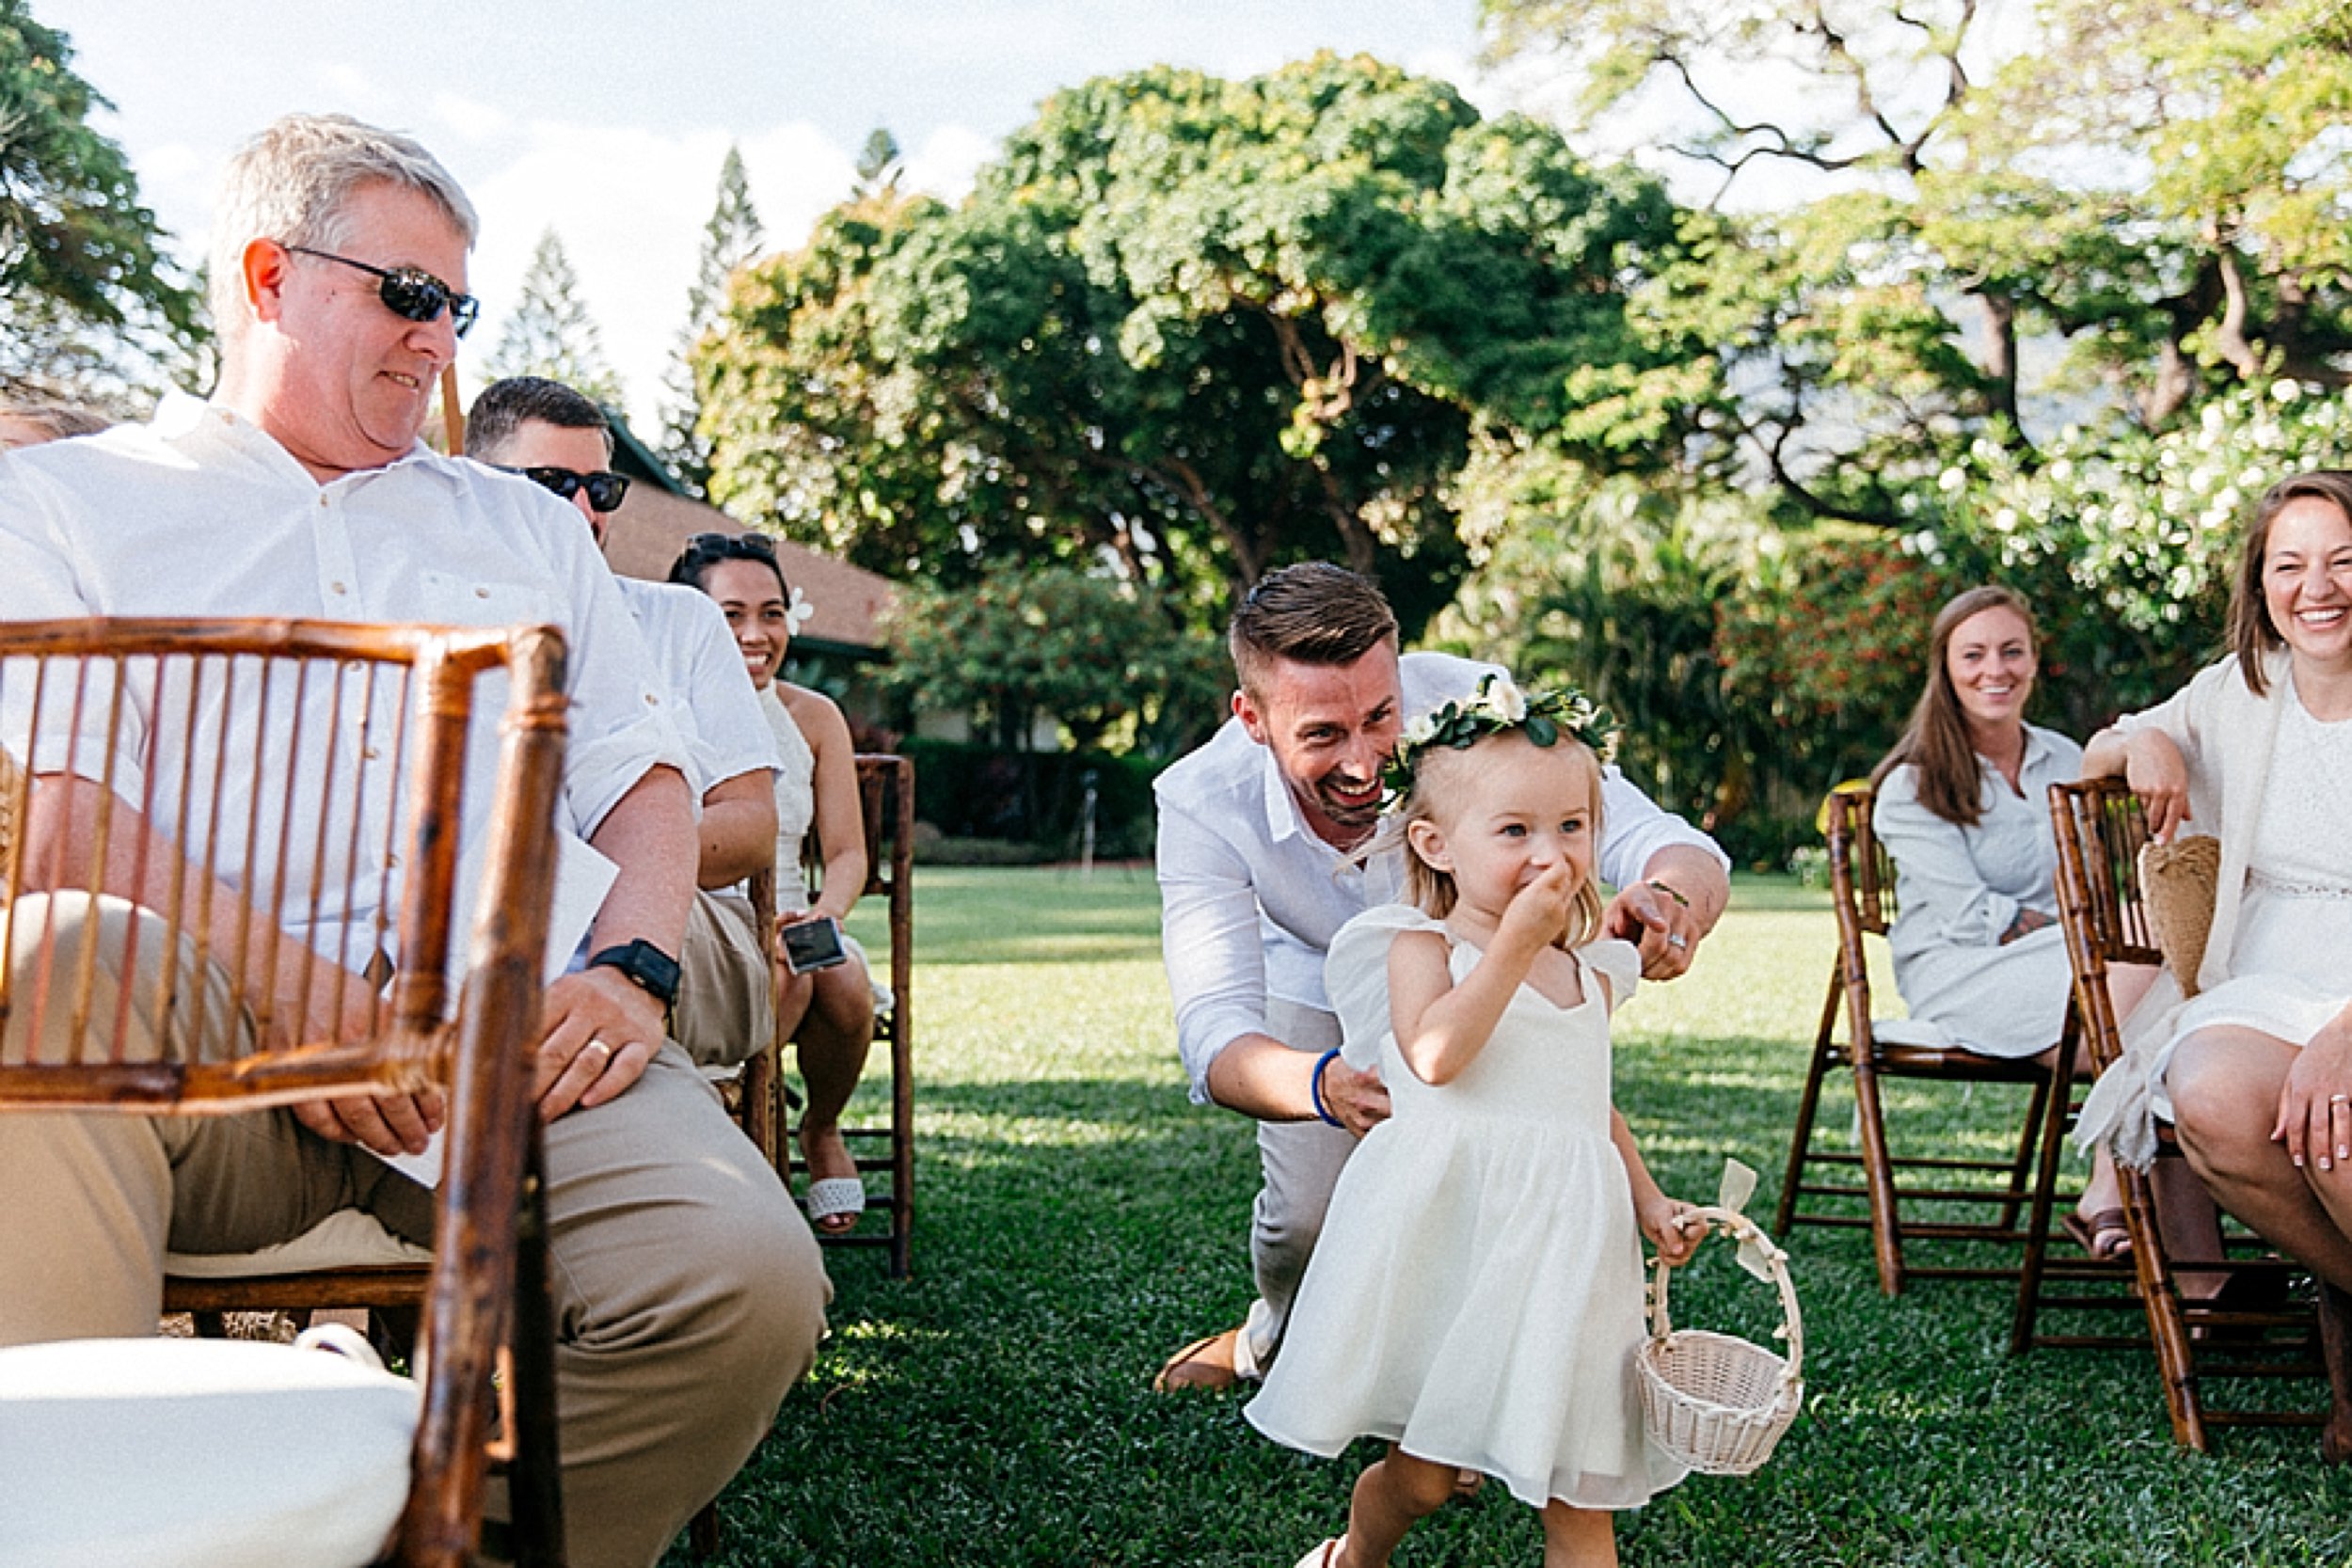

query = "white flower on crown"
[784,585,816,636]
[1401,710,1441,750]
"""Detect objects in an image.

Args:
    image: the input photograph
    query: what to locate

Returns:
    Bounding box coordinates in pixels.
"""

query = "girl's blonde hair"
[1382,732,1608,946]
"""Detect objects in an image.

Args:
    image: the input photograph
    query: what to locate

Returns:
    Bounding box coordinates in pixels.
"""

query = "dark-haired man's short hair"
[466,375,612,462]
[1227,562,1399,700]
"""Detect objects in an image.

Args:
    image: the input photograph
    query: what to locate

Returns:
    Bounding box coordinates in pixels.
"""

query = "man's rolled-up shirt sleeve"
[550,541,693,840]
[1595,766,1729,891]
[1158,801,1273,1106]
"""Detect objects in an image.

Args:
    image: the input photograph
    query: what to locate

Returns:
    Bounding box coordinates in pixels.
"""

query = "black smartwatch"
[585,940,681,1008]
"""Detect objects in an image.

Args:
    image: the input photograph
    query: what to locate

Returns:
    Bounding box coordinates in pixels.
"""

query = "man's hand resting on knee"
[532,967,665,1120]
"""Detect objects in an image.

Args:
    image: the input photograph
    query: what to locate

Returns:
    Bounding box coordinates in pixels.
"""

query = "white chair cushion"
[0,1336,419,1568]
[165,1209,433,1278]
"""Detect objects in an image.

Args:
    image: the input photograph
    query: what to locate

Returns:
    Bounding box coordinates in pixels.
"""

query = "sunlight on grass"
[674,869,2352,1568]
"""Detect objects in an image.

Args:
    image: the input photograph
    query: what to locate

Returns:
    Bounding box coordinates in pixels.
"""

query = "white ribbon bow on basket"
[1636,1158,1806,1477]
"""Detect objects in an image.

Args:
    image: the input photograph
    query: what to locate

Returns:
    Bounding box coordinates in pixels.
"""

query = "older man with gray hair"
[0,114,826,1568]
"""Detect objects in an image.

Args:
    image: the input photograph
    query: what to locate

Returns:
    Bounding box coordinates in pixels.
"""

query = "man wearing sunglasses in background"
[466,375,782,1080]
[0,114,826,1568]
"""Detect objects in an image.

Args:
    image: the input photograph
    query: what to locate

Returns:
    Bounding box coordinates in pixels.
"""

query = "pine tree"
[657,146,764,496]
[485,230,625,411]
[854,128,901,197]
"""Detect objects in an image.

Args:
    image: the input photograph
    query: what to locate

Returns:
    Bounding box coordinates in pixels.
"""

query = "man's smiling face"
[259,180,468,477]
[1234,640,1403,849]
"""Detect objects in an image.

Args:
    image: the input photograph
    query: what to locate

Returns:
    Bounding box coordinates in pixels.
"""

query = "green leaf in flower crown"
[1525,714,1557,747]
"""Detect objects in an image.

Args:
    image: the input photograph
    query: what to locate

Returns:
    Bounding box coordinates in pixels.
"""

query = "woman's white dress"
[1870,724,2083,1058]
[2160,676,2352,1073]
[2078,657,2352,1162]
[757,682,882,999]
[1244,905,1687,1511]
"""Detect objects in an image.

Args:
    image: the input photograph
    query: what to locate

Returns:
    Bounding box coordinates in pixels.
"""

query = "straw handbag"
[2137,834,2220,998]
[1637,1161,1804,1476]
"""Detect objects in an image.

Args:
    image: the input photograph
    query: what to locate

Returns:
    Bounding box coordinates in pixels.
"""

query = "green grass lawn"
[668,867,2352,1567]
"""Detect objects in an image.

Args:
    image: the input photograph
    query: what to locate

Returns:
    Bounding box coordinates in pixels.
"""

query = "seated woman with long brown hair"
[1870,585,2153,1258]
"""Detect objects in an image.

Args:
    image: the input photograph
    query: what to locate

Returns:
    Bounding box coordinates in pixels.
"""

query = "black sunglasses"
[501,465,631,513]
[685,531,777,560]
[284,245,481,338]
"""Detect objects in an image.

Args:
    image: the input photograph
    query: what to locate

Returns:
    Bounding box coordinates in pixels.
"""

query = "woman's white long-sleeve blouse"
[1870,723,2083,1059]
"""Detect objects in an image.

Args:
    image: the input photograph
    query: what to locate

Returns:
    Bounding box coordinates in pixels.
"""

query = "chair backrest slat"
[2047,778,2159,1075]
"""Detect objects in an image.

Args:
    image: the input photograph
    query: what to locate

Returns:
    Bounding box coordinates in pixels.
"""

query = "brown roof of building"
[602,487,897,654]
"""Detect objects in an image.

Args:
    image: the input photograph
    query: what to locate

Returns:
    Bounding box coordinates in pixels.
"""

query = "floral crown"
[1380,673,1618,808]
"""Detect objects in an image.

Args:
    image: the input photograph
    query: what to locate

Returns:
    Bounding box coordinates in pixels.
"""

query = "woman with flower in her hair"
[671,532,877,1235]
[1248,676,1698,1568]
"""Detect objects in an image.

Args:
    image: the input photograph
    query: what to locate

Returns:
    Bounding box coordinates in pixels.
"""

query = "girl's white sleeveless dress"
[1245,905,1687,1511]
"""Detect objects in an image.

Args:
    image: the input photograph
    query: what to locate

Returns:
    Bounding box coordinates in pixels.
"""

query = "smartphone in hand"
[779,915,850,974]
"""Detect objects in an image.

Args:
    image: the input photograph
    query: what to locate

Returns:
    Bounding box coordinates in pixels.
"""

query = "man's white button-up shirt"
[0,394,690,976]
[1155,650,1728,1102]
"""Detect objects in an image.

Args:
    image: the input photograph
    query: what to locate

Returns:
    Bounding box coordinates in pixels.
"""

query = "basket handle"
[1646,1204,1805,1386]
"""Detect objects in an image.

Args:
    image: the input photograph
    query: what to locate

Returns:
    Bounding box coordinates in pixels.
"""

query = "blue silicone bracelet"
[1310,1047,1344,1128]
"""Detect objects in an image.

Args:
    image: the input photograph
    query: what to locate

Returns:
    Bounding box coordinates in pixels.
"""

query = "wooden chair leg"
[507,1148,567,1568]
[689,1502,722,1556]
[2122,1161,2209,1451]
[2010,1069,2080,1354]
[888,1020,914,1280]
[1851,1055,1906,1296]
[1996,1072,2052,1233]
[1774,977,1843,1238]
[2320,1282,2352,1464]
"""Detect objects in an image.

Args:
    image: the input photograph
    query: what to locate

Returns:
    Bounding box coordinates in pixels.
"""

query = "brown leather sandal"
[2063,1207,2133,1262]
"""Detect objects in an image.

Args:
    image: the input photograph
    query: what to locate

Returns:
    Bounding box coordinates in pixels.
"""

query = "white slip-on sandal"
[805,1176,866,1233]
[1289,1538,1342,1568]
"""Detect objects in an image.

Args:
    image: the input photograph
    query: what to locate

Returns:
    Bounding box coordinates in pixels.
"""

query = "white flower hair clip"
[784,585,815,636]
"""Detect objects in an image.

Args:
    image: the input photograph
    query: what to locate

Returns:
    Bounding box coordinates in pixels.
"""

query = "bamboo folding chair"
[1774,783,2077,1296]
[0,617,570,1567]
[2038,778,2352,1456]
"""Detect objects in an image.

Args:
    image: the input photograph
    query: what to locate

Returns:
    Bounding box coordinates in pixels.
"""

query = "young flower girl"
[1247,677,1698,1568]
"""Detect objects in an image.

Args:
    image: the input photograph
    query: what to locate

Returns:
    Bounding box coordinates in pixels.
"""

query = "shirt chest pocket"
[415,570,562,632]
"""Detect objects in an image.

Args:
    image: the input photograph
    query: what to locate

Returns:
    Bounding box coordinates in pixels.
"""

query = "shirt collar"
[1258,736,1306,847]
[158,393,455,491]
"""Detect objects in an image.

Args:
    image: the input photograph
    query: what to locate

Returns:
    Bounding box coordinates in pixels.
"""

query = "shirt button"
[330,582,348,595]
[362,746,381,760]
[475,587,491,599]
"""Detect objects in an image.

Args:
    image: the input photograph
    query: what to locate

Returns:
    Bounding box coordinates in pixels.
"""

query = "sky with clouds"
[43,0,1499,426]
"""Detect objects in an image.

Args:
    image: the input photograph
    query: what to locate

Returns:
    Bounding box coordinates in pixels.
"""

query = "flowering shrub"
[1935,380,2352,731]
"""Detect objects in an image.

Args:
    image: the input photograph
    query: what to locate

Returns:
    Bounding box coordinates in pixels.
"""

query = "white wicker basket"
[1637,1204,1804,1476]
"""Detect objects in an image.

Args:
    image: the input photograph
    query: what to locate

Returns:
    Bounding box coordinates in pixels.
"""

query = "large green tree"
[1483,0,2352,523]
[0,1,206,405]
[486,230,625,410]
[702,54,1712,636]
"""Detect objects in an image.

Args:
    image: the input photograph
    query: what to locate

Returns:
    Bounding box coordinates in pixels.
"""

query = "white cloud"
[901,124,995,204]
[432,93,514,145]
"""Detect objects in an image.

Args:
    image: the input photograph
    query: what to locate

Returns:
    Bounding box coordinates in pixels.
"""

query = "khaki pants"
[1235,998,1355,1381]
[674,888,775,1069]
[0,893,831,1568]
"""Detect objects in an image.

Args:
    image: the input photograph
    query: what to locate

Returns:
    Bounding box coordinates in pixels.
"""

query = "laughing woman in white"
[1867,586,2143,1258]
[2077,470,2352,1296]
[671,532,879,1236]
